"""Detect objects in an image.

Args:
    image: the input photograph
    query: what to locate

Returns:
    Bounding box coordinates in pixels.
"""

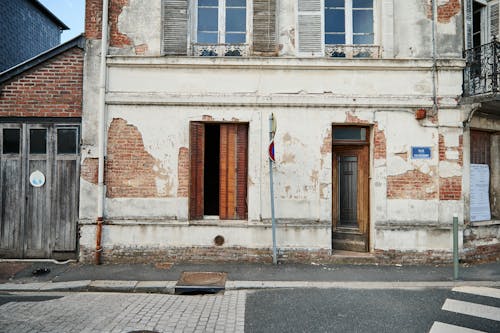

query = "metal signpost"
[269,113,277,264]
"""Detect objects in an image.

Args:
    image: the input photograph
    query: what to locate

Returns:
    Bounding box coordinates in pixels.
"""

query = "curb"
[1,280,500,293]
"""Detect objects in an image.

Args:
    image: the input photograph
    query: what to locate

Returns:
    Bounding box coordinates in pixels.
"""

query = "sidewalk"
[1,261,499,293]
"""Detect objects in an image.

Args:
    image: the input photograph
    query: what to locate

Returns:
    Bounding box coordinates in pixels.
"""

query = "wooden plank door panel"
[220,124,237,220]
[189,122,205,220]
[0,126,24,257]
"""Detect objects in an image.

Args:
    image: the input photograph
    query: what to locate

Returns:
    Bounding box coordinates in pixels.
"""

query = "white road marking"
[429,321,486,333]
[442,299,500,321]
[453,286,500,300]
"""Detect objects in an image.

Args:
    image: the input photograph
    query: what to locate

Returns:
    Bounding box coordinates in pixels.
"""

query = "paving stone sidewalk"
[0,291,246,333]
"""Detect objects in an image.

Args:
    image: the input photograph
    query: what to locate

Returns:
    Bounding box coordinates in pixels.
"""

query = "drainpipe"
[431,0,438,114]
[96,0,109,265]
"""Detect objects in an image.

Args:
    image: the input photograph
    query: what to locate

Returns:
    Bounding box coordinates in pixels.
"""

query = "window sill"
[191,43,249,57]
[469,220,500,227]
[325,44,381,59]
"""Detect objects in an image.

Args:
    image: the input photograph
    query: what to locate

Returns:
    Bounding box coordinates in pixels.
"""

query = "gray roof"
[30,0,70,30]
[0,34,84,85]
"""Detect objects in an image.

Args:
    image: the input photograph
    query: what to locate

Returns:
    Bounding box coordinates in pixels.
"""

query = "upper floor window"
[163,0,276,57]
[325,0,374,45]
[197,0,247,44]
[297,0,378,58]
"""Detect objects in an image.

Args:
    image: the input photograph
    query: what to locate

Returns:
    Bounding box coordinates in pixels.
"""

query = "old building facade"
[80,0,499,264]
[0,36,84,259]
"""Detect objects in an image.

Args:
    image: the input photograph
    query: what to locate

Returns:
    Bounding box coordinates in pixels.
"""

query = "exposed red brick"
[387,169,437,200]
[426,0,461,24]
[109,0,132,47]
[135,43,149,55]
[374,124,386,160]
[439,176,462,200]
[85,0,132,47]
[0,48,83,117]
[81,158,99,184]
[106,118,167,198]
[345,112,369,124]
[85,0,102,39]
[320,128,332,155]
[177,147,189,197]
[439,134,463,166]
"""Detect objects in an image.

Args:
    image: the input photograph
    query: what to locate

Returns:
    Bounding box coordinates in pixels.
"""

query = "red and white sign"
[269,138,275,162]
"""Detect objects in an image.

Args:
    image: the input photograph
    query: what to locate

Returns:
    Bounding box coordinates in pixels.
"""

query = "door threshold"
[331,250,374,257]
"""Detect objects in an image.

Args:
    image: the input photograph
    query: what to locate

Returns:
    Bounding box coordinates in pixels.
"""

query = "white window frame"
[191,0,251,45]
[324,0,375,46]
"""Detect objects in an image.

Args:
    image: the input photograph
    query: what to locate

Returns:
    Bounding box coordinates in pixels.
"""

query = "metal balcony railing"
[463,38,500,97]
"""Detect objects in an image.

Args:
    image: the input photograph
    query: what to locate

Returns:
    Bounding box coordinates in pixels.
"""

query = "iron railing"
[463,38,500,97]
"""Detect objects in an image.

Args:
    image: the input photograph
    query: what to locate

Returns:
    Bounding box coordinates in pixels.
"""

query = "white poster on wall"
[470,164,491,222]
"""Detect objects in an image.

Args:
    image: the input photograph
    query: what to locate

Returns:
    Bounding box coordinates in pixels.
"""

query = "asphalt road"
[245,287,500,333]
[1,287,499,333]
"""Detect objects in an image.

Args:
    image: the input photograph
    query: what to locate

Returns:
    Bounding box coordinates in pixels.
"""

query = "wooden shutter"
[253,0,277,56]
[297,0,323,56]
[189,122,205,220]
[465,0,473,49]
[162,0,188,55]
[219,124,248,220]
[471,130,491,165]
[489,1,500,41]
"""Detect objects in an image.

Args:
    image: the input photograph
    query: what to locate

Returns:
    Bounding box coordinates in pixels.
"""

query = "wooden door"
[0,122,79,259]
[332,145,369,252]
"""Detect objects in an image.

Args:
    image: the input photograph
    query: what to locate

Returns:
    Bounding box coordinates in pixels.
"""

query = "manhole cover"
[175,272,227,295]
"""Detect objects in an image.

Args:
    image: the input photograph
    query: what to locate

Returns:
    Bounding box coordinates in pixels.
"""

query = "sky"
[39,0,85,42]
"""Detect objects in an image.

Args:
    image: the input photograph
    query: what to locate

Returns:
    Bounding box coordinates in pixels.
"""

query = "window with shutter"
[298,0,379,58]
[192,0,251,56]
[189,122,248,220]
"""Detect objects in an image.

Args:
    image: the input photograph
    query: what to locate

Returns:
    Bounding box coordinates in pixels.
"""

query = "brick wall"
[0,0,61,71]
[0,47,83,117]
[106,118,171,198]
[387,169,437,200]
[79,244,499,265]
[85,0,132,47]
[426,0,461,24]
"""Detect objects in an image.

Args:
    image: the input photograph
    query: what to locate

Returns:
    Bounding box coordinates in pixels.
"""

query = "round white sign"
[29,170,45,187]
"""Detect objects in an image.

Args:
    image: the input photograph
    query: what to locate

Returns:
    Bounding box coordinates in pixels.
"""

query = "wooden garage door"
[0,122,80,259]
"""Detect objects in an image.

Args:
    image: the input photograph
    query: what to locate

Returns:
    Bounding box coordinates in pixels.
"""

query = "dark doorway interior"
[204,124,220,215]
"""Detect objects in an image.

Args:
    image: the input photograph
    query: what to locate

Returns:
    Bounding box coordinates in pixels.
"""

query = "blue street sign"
[411,146,431,159]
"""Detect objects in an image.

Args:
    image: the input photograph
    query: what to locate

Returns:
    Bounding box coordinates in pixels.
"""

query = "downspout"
[96,0,109,265]
[431,0,438,114]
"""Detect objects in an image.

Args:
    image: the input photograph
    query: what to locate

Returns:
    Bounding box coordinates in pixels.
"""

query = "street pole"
[269,113,277,264]
[453,214,459,280]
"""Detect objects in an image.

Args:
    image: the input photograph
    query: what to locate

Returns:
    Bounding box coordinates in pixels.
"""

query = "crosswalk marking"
[442,299,500,321]
[429,321,486,333]
[453,286,500,300]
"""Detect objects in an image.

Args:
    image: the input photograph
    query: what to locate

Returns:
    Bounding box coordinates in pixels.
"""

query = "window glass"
[326,0,344,6]
[57,128,78,154]
[197,0,247,44]
[199,0,217,5]
[324,0,374,45]
[326,34,346,44]
[3,129,20,154]
[227,0,245,6]
[333,127,366,141]
[226,8,246,33]
[353,10,373,33]
[325,8,345,33]
[353,0,372,8]
[30,129,47,154]
[353,34,373,44]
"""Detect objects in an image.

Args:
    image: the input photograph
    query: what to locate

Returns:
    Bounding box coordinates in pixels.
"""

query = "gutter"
[431,0,439,114]
[96,0,110,265]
